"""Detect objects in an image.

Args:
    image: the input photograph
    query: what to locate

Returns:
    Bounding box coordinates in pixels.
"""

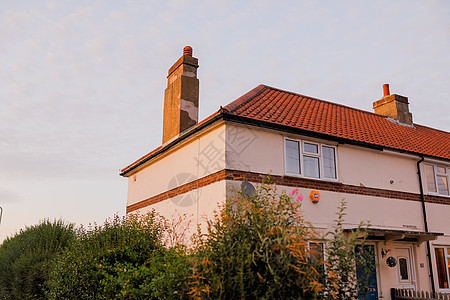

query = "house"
[120,47,450,298]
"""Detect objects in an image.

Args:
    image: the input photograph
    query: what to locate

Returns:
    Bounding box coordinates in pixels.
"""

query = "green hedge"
[0,219,75,300]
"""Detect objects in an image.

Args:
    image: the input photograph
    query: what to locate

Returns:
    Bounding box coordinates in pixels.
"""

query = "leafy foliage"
[47,213,176,300]
[0,181,376,300]
[322,200,373,300]
[189,180,325,299]
[0,219,75,300]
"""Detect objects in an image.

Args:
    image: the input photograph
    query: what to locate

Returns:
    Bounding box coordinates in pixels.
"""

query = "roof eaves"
[120,111,223,177]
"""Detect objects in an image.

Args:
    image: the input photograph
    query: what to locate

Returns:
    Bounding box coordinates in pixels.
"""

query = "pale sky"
[1,0,449,241]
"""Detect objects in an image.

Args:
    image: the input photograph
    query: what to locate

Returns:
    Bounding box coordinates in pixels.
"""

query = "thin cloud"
[0,190,22,204]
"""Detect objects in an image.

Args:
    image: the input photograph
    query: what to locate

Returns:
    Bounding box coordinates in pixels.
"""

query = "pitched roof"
[223,85,450,160]
[121,84,449,175]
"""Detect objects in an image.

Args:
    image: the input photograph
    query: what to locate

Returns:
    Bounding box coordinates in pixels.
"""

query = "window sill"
[284,172,339,183]
[427,192,450,198]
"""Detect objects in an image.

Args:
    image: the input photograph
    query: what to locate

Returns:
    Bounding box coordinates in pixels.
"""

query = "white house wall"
[130,180,226,243]
[126,124,226,207]
[225,123,284,175]
[339,147,420,193]
[225,123,421,194]
[428,203,450,243]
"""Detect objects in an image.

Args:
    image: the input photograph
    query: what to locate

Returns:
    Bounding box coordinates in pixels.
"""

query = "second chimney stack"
[373,84,413,126]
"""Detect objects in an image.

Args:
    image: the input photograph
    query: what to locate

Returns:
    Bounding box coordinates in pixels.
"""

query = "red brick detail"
[126,170,227,213]
[126,169,450,213]
[424,194,450,205]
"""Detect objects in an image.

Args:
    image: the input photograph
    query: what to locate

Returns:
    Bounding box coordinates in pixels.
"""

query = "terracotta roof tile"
[224,85,450,160]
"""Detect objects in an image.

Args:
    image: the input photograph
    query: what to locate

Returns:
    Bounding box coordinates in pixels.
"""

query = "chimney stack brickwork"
[373,84,413,126]
[162,47,199,144]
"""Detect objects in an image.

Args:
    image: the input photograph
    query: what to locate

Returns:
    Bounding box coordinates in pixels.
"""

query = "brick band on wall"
[126,169,450,213]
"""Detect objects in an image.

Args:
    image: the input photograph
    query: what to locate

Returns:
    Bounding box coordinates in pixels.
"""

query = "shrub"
[47,213,164,299]
[322,200,374,300]
[0,219,75,300]
[189,180,325,299]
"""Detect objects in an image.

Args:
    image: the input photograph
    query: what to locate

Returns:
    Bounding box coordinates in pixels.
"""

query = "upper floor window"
[425,164,449,196]
[285,138,337,180]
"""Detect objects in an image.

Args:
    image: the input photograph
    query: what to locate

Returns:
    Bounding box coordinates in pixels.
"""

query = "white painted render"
[129,180,226,244]
[427,203,450,242]
[126,123,226,207]
[225,124,284,175]
[225,122,422,194]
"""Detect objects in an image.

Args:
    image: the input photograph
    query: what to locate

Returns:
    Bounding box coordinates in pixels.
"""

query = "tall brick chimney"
[373,84,413,125]
[162,46,199,144]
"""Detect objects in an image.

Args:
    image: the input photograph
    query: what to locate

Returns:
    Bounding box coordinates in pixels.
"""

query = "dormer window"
[285,138,337,180]
[425,164,449,196]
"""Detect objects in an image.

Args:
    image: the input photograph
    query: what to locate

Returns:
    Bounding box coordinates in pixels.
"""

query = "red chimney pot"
[183,46,193,56]
[383,84,390,96]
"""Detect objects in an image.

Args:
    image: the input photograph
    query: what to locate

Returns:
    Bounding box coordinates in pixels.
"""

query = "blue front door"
[356,245,378,300]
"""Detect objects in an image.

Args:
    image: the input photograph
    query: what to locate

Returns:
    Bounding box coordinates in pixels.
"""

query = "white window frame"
[434,246,450,291]
[303,141,321,179]
[425,163,450,197]
[284,137,338,181]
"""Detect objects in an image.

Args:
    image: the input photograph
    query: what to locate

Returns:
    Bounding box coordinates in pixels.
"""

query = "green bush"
[0,219,75,300]
[46,212,192,300]
[189,180,325,299]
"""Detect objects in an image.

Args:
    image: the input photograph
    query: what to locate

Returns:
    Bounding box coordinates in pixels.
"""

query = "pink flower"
[296,195,303,202]
[289,188,299,196]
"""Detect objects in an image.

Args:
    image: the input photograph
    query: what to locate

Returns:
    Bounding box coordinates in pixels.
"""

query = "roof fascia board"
[423,157,450,166]
[120,113,224,176]
[381,149,422,160]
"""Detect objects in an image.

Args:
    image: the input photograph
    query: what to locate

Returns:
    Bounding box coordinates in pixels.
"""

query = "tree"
[0,219,75,300]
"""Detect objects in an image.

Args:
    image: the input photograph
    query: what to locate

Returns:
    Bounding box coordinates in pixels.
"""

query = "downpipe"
[417,156,435,295]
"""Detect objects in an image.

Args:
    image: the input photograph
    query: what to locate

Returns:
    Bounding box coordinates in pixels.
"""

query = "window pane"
[323,146,336,179]
[309,242,324,264]
[437,175,449,196]
[437,166,447,174]
[309,242,325,281]
[446,257,450,288]
[435,248,449,289]
[426,165,437,193]
[399,258,409,280]
[286,140,300,174]
[304,142,318,154]
[304,156,320,178]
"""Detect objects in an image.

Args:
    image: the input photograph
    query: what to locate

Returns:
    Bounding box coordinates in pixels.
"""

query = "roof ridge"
[265,85,450,132]
[263,84,389,120]
[414,123,450,134]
